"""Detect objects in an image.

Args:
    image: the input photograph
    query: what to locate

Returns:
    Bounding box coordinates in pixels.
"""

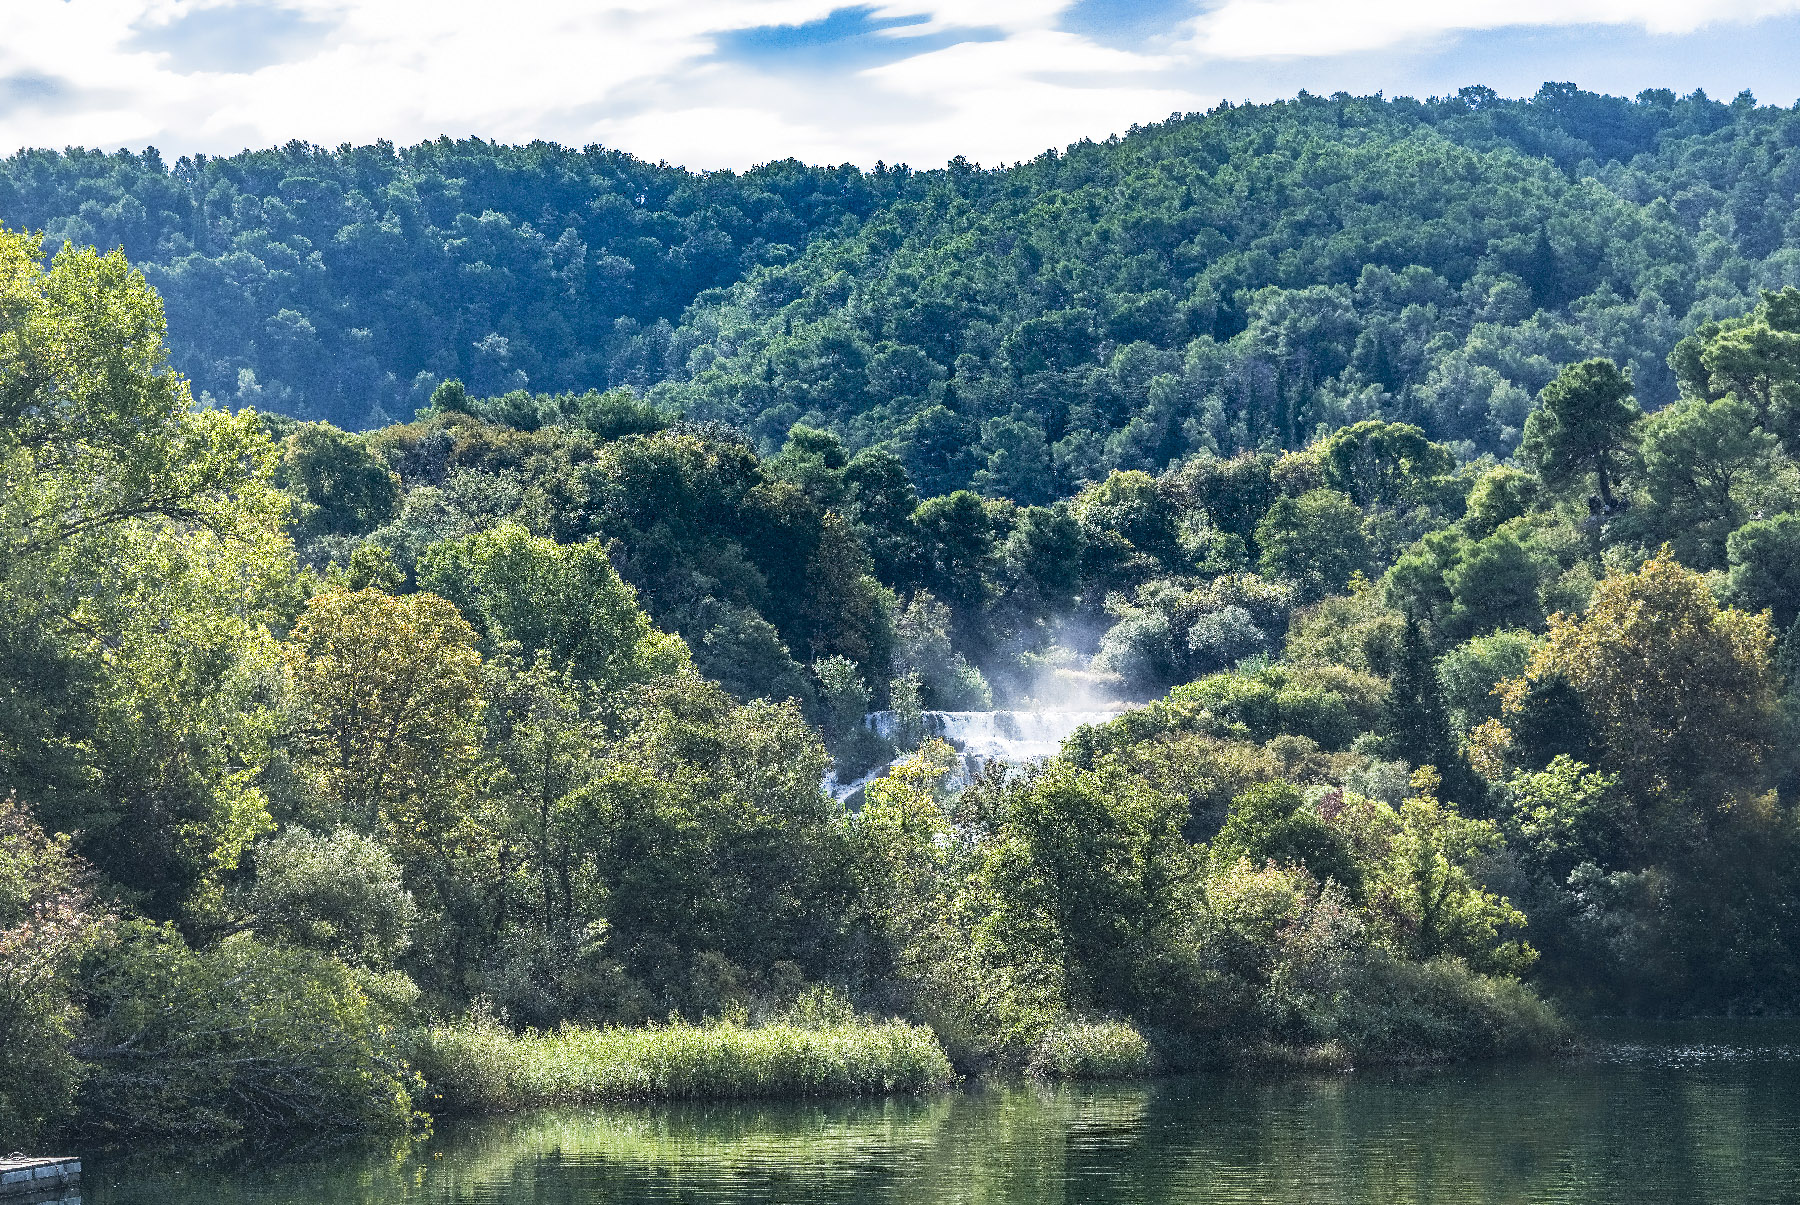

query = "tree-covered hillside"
[0,140,909,427]
[6,84,1800,460]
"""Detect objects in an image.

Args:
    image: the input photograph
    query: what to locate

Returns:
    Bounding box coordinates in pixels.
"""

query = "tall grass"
[1025,1020,1154,1081]
[413,1014,955,1113]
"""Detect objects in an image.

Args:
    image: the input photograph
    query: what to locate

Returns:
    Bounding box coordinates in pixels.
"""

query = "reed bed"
[415,1015,956,1112]
[1026,1020,1154,1081]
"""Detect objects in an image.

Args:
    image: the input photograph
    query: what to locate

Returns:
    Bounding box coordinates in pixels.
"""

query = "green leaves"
[1520,358,1642,509]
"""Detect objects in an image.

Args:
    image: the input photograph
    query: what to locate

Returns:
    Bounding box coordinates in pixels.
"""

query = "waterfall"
[826,708,1127,803]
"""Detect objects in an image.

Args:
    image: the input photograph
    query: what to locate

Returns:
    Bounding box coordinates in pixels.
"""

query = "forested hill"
[5,83,1800,486]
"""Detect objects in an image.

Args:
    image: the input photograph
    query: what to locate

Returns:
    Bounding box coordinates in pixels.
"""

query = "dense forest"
[5,83,1800,1150]
[5,84,1800,467]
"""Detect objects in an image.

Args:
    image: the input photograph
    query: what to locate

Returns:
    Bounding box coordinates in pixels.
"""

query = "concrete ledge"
[0,1159,80,1200]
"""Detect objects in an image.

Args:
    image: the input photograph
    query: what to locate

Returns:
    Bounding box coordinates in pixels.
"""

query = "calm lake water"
[84,1023,1800,1205]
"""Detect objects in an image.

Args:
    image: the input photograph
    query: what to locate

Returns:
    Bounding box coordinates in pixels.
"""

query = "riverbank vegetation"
[414,1002,953,1111]
[6,83,1800,1150]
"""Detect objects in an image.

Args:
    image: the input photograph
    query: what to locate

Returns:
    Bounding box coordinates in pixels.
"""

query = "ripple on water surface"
[84,1022,1800,1205]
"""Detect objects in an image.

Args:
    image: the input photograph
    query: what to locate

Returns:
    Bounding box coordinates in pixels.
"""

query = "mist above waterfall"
[864,708,1125,763]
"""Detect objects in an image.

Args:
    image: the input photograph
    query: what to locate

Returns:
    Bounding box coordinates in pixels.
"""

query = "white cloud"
[0,0,1796,169]
[1188,0,1800,58]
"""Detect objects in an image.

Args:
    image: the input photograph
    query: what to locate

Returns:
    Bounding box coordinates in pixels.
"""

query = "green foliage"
[1212,783,1363,897]
[30,92,1800,1138]
[76,923,421,1142]
[1502,757,1631,882]
[976,762,1191,1013]
[1726,512,1800,629]
[560,679,853,1010]
[893,593,993,709]
[1257,489,1370,602]
[1520,359,1641,509]
[241,827,417,969]
[1438,631,1537,733]
[1487,552,1779,802]
[276,423,402,547]
[0,795,109,1147]
[0,226,293,922]
[1671,286,1800,452]
[414,1009,953,1110]
[419,523,683,689]
[1317,421,1455,510]
[1462,467,1538,539]
[2,89,1791,471]
[1025,1020,1153,1081]
[1635,395,1779,568]
[814,655,873,745]
[1445,529,1544,637]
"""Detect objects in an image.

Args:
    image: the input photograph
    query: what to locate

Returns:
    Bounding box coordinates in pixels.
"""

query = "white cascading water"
[826,709,1127,803]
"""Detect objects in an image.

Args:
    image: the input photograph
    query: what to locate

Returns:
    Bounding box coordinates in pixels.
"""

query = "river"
[82,1022,1800,1204]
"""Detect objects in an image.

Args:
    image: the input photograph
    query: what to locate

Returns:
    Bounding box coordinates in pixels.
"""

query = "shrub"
[1212,783,1363,896]
[1186,605,1267,674]
[242,826,417,968]
[414,1012,955,1112]
[75,924,423,1142]
[1330,957,1568,1061]
[1026,1020,1153,1081]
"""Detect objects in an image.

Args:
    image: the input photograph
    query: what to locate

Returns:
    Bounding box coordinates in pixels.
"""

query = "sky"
[3,1,1800,171]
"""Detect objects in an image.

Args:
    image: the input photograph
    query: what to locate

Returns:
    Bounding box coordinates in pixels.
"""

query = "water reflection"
[83,1025,1800,1205]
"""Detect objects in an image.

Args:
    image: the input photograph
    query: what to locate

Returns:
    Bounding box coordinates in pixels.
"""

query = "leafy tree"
[1461,467,1538,539]
[1382,611,1473,801]
[844,446,923,586]
[1725,512,1800,630]
[1671,287,1800,446]
[1520,359,1642,510]
[814,655,873,749]
[1445,529,1542,636]
[912,491,996,632]
[280,588,486,836]
[769,424,850,510]
[1489,552,1779,802]
[241,827,416,969]
[1186,605,1268,675]
[1363,775,1531,973]
[75,923,420,1142]
[418,523,684,688]
[1256,489,1370,602]
[1437,631,1537,733]
[564,679,852,1006]
[1636,396,1777,568]
[977,762,1189,1014]
[0,227,293,920]
[1211,782,1362,896]
[1316,420,1454,510]
[276,423,402,545]
[1502,756,1631,883]
[0,794,109,1146]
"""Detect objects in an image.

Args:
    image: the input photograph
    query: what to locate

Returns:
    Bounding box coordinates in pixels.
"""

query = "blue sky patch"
[713,5,1003,73]
[127,2,337,75]
[1061,0,1198,48]
[0,72,76,114]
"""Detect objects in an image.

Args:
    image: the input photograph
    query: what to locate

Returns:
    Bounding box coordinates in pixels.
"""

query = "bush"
[414,1012,955,1111]
[1186,605,1267,674]
[1026,1020,1153,1081]
[242,827,417,968]
[1095,609,1178,694]
[75,924,423,1142]
[1330,957,1568,1062]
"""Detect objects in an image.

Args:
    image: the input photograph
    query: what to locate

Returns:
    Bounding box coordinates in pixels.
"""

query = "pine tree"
[1382,612,1482,806]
